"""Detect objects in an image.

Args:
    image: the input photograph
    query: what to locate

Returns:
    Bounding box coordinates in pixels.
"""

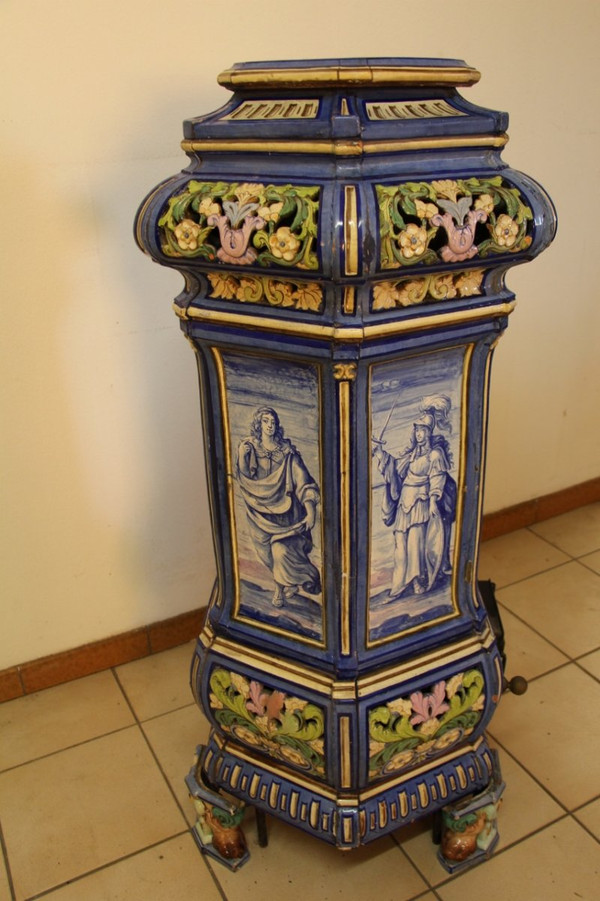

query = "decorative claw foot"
[186,748,250,870]
[438,750,505,873]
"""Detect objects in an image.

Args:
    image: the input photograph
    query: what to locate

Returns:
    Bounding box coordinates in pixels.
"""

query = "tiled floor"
[1,503,599,900]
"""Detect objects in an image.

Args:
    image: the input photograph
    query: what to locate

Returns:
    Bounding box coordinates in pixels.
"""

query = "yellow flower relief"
[415,199,439,219]
[494,214,519,247]
[235,182,264,204]
[174,219,201,251]
[199,197,221,218]
[269,227,301,261]
[431,180,460,201]
[399,223,427,259]
[257,201,284,222]
[474,194,495,215]
[388,696,413,717]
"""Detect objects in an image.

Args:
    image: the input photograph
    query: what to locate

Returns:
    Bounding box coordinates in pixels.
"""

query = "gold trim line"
[181,134,507,157]
[339,380,351,655]
[343,286,356,315]
[339,717,352,789]
[178,302,516,341]
[344,186,359,276]
[217,64,481,90]
[205,624,493,699]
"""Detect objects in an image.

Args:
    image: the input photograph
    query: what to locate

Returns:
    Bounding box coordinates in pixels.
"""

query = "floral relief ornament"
[208,667,326,778]
[372,269,485,311]
[206,272,323,312]
[368,669,486,779]
[377,176,533,270]
[158,180,319,270]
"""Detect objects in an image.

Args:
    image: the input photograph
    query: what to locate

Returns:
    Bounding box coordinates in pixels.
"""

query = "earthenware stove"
[134,58,556,873]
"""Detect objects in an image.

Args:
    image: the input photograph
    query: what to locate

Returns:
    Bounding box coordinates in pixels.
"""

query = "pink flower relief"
[409,681,450,725]
[246,680,286,722]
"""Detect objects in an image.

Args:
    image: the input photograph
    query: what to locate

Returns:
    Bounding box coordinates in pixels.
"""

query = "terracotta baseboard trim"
[1,479,598,704]
[0,608,206,704]
[480,476,600,541]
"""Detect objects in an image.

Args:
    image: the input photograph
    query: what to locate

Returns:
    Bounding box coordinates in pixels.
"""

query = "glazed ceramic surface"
[135,58,556,868]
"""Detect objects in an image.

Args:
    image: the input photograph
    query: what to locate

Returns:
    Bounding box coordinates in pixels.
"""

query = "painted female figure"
[237,407,321,607]
[372,396,456,600]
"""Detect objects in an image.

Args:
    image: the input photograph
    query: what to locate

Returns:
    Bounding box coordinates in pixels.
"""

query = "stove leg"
[186,747,250,870]
[256,808,269,847]
[437,752,505,873]
[432,810,442,845]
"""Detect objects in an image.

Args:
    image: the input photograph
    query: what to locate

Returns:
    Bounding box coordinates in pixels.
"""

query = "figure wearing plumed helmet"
[372,395,457,600]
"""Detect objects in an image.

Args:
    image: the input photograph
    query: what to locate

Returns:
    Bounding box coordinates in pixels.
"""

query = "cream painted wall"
[1,0,598,668]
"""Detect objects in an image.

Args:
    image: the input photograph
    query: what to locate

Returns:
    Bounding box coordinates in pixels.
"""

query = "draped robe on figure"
[237,438,321,594]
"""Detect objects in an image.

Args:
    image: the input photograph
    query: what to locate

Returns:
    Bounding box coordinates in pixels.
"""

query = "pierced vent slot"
[365,100,465,120]
[224,100,320,120]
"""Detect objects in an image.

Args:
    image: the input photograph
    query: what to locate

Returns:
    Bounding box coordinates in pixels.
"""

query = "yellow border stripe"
[340,716,352,788]
[181,134,507,157]
[180,301,516,340]
[344,186,359,276]
[217,64,481,89]
[339,380,351,655]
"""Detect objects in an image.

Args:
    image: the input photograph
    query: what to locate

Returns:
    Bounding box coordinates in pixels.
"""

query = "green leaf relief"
[376,177,533,269]
[158,181,320,268]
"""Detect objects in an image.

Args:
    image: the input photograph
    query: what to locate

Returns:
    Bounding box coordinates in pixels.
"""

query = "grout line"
[575,554,600,577]
[109,667,228,901]
[432,812,571,893]
[571,804,600,847]
[0,723,142,777]
[526,517,600,558]
[523,524,580,559]
[486,556,576,594]
[571,791,600,812]
[0,819,17,901]
[496,596,581,666]
[23,832,191,901]
[111,669,192,827]
[202,855,230,901]
[392,826,437,893]
[573,657,600,684]
[137,701,197,726]
[487,735,573,815]
[409,888,444,901]
[505,658,574,687]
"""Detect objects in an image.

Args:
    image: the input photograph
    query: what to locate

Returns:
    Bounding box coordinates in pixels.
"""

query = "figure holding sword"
[372,395,457,600]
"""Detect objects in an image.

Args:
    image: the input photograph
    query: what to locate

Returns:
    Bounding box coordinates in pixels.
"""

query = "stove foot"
[186,747,250,870]
[438,749,505,873]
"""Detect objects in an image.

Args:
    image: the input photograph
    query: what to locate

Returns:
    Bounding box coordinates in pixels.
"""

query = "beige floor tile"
[497,561,600,658]
[488,665,600,810]
[436,816,600,901]
[498,606,569,681]
[477,529,569,588]
[574,797,600,839]
[212,814,427,901]
[116,642,195,721]
[396,747,564,886]
[142,704,210,825]
[530,502,600,557]
[38,834,222,901]
[578,649,600,680]
[0,671,135,771]
[580,549,600,574]
[0,727,187,900]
